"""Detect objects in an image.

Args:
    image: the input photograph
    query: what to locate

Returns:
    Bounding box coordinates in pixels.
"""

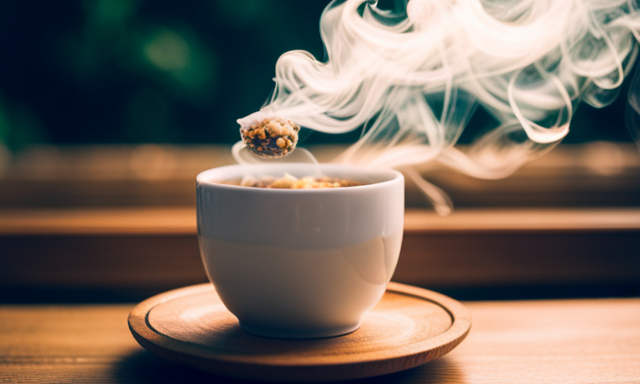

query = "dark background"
[0,0,329,149]
[0,0,636,153]
[0,1,638,305]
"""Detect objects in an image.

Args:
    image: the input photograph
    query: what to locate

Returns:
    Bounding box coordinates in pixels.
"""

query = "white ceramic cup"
[196,163,404,339]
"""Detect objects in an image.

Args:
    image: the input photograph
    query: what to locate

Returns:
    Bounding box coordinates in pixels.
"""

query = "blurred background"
[0,0,638,303]
[0,0,637,152]
[0,0,359,152]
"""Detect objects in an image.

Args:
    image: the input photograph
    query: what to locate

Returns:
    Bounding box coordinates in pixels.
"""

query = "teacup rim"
[196,163,403,193]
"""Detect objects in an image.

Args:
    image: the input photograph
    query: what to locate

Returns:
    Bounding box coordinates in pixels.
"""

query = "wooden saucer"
[128,282,471,382]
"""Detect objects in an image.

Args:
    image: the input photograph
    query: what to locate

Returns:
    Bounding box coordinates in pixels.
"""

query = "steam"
[238,0,640,212]
[627,60,640,149]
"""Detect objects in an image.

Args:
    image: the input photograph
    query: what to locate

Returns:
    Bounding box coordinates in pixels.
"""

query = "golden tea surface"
[222,174,362,189]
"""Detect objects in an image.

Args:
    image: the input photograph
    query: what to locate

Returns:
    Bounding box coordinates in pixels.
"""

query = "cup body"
[196,163,404,338]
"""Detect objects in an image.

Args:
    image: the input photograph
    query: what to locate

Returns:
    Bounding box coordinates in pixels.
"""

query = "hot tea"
[222,173,362,189]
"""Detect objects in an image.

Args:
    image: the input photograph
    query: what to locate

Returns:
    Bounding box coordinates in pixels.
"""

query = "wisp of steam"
[237,0,640,214]
[628,60,640,147]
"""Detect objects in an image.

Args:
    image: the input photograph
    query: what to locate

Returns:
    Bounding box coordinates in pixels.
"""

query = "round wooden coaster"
[128,282,471,382]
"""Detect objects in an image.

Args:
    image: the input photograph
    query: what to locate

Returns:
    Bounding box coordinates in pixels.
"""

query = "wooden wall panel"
[1,208,638,302]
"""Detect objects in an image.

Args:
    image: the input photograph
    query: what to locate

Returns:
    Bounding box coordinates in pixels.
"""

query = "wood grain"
[1,297,639,383]
[128,282,471,382]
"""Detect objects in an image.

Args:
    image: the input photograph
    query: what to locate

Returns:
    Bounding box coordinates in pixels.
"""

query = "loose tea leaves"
[240,117,300,158]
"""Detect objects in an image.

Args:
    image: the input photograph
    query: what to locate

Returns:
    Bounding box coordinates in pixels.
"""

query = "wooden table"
[1,297,639,383]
